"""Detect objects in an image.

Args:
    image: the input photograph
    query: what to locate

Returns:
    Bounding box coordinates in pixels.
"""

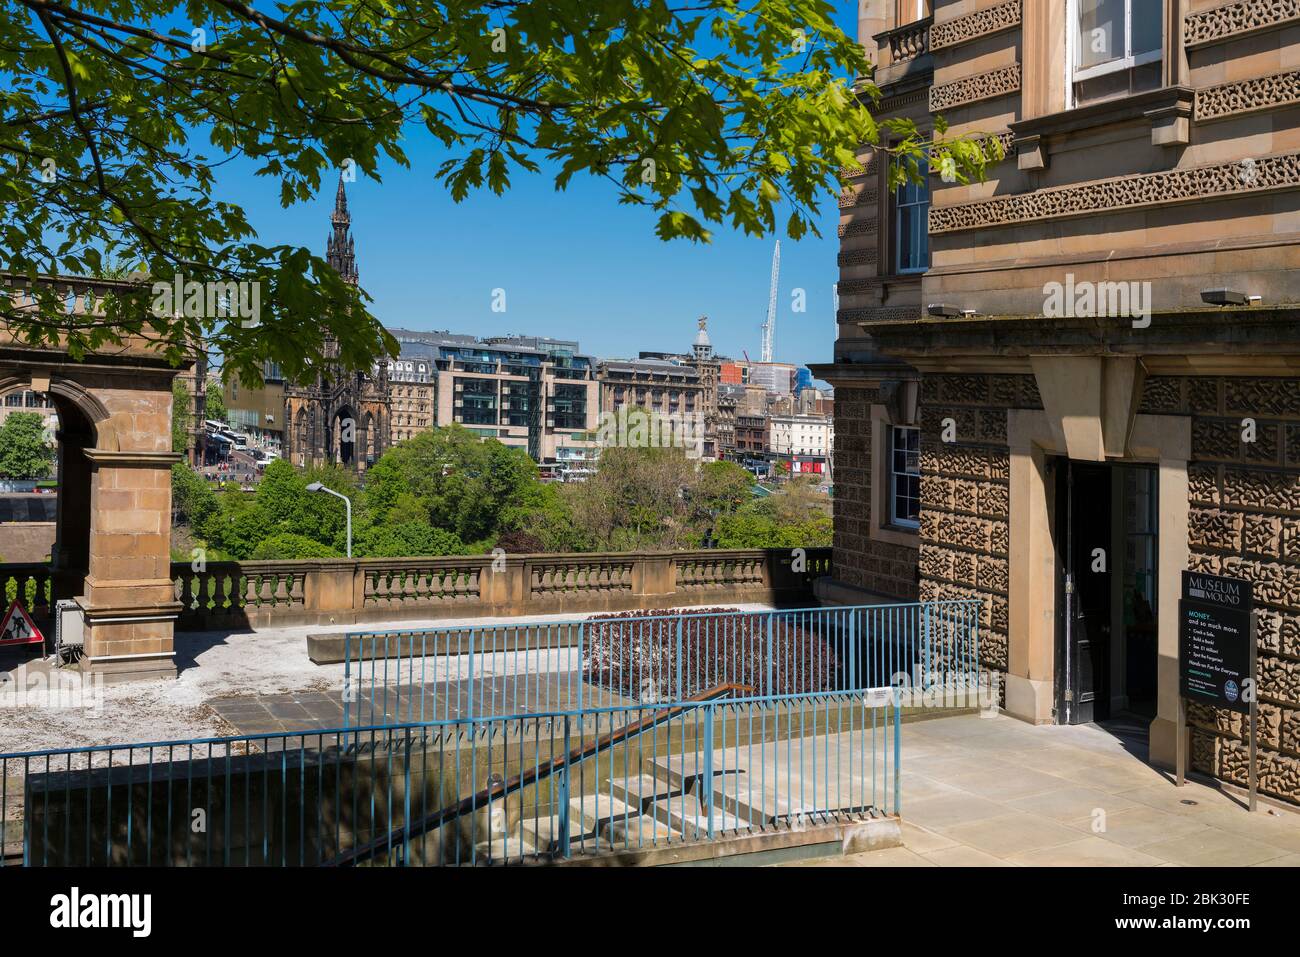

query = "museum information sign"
[1179,571,1254,715]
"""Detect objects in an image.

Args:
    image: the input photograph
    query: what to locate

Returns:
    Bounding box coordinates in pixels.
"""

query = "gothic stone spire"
[326,171,358,285]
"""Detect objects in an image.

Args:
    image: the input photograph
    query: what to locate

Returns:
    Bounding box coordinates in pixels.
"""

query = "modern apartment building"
[812,0,1300,803]
[386,329,600,465]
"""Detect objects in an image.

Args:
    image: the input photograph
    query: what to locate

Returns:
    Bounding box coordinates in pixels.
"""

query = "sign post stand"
[1248,611,1258,812]
[1178,571,1255,810]
[1176,695,1186,787]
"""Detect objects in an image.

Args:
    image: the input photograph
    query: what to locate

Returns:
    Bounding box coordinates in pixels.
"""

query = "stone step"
[473,835,538,863]
[607,774,682,812]
[649,752,749,793]
[603,814,677,845]
[518,811,591,851]
[568,793,641,834]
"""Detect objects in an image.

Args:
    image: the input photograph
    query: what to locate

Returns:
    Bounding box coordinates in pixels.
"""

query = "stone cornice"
[82,449,186,466]
[1184,0,1300,49]
[929,149,1300,234]
[1195,68,1300,121]
[808,360,918,387]
[929,62,1020,112]
[1010,86,1193,140]
[930,0,1022,51]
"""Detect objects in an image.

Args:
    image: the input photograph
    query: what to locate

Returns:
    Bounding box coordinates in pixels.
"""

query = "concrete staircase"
[472,751,874,864]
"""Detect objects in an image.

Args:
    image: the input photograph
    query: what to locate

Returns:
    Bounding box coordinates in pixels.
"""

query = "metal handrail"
[327,682,756,867]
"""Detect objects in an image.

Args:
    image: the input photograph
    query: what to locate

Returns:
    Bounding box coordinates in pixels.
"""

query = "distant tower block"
[694,315,713,361]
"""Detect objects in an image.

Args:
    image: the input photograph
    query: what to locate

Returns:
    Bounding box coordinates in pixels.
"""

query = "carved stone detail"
[839,186,878,209]
[921,444,1010,480]
[1190,508,1243,552]
[837,248,879,269]
[1189,464,1221,506]
[928,63,1021,112]
[930,0,1022,50]
[929,150,1300,234]
[1224,378,1300,417]
[839,306,920,324]
[1222,468,1300,511]
[1196,69,1300,121]
[1140,377,1182,413]
[838,218,879,238]
[1184,0,1300,48]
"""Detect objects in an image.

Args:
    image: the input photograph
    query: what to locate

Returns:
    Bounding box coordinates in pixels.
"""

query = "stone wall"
[915,374,1042,676]
[1144,375,1300,804]
[831,387,918,600]
[0,522,54,563]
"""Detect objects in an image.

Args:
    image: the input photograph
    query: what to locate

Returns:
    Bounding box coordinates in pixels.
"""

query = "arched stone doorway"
[1,299,185,682]
[331,405,356,467]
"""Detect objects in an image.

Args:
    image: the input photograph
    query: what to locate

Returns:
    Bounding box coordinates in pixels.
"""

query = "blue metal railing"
[341,601,981,728]
[1,688,902,867]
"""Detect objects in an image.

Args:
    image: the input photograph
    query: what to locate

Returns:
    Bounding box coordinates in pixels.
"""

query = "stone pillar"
[304,559,359,625]
[633,553,675,601]
[1006,412,1057,724]
[80,449,184,682]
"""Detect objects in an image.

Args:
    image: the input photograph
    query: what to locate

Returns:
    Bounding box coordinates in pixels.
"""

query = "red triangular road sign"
[0,599,44,647]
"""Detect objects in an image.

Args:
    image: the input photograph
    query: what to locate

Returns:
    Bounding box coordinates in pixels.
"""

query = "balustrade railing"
[2,548,830,632]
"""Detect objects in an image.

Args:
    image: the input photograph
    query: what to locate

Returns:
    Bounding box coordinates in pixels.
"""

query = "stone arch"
[331,405,356,466]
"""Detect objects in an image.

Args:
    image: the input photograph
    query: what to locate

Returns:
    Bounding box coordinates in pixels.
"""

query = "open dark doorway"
[1053,459,1159,726]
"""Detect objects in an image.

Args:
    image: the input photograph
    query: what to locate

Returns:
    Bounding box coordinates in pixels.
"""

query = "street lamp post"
[305,482,352,557]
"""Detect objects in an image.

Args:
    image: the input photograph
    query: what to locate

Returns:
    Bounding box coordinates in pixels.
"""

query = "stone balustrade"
[157,548,830,630]
[875,17,931,67]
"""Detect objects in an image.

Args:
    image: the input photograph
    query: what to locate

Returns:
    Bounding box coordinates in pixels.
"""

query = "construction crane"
[760,241,780,363]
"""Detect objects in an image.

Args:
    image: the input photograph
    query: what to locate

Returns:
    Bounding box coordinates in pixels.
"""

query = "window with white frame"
[1069,0,1162,107]
[895,157,930,274]
[889,425,920,528]
[896,0,931,25]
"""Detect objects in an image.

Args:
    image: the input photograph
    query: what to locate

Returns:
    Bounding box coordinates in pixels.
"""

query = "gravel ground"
[0,603,774,755]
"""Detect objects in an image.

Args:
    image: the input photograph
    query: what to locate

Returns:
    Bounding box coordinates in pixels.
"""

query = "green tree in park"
[171,378,192,454]
[566,444,699,551]
[362,426,538,547]
[1,0,998,385]
[0,411,55,480]
[170,461,218,527]
[205,382,227,422]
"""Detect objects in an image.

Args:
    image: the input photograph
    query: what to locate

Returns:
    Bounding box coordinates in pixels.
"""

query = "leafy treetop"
[2,0,995,384]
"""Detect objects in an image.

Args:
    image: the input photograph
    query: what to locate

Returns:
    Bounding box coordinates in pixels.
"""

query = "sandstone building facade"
[814,0,1300,804]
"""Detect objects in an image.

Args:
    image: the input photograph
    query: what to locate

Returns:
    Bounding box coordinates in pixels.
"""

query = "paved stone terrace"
[208,671,629,737]
[1,604,770,754]
[784,713,1300,867]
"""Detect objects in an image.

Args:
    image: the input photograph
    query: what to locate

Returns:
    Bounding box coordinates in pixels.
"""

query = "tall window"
[895,158,930,274]
[896,0,931,24]
[1070,0,1162,106]
[889,426,920,528]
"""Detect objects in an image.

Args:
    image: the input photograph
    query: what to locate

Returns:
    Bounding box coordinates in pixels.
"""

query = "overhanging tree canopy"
[2,0,997,384]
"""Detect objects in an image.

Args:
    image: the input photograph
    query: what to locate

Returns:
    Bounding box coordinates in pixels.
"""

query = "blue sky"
[207,1,858,369]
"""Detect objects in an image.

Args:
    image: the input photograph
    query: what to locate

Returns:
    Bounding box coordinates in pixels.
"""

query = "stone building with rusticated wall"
[814,0,1300,805]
